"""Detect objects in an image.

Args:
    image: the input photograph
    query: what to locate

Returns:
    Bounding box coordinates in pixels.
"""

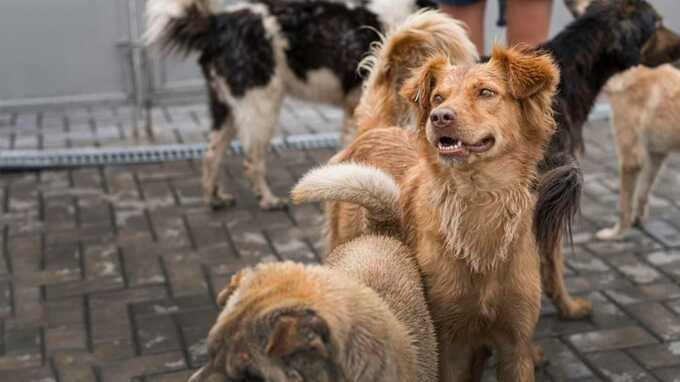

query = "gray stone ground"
[1,100,680,382]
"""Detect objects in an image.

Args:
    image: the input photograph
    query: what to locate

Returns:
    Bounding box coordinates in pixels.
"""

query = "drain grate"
[0,102,611,170]
[0,132,341,169]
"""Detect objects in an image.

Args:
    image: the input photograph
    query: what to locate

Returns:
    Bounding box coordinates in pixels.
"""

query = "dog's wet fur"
[189,236,437,382]
[296,44,561,381]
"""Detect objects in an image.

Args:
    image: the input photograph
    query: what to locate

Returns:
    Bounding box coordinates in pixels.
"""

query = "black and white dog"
[146,0,475,210]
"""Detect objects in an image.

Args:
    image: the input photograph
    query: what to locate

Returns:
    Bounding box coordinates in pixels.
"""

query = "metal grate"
[0,133,341,169]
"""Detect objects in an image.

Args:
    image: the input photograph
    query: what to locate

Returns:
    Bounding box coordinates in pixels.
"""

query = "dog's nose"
[430,108,456,128]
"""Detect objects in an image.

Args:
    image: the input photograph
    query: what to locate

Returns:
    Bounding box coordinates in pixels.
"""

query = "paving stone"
[586,351,656,381]
[135,315,181,355]
[605,283,680,305]
[624,302,680,341]
[538,338,593,380]
[654,367,680,382]
[567,326,657,352]
[629,341,680,369]
[607,253,665,284]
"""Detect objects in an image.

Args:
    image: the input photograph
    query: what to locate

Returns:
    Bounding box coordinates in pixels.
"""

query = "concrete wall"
[0,0,679,108]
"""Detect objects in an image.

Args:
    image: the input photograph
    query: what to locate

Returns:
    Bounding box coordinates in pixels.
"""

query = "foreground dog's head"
[567,0,680,68]
[190,264,340,382]
[400,46,559,171]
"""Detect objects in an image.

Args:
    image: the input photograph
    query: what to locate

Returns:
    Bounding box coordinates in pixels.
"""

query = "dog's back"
[607,64,680,151]
[326,235,438,382]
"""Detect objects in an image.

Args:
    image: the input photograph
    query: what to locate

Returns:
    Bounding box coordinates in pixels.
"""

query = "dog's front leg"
[597,158,641,240]
[203,126,236,209]
[243,141,288,210]
[439,340,476,382]
[496,340,534,382]
[542,244,592,319]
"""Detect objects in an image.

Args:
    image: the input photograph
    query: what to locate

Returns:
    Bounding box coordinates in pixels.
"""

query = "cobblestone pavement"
[0,99,340,150]
[1,102,680,382]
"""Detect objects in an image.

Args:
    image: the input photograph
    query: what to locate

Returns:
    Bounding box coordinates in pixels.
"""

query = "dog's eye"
[432,94,444,104]
[479,88,496,98]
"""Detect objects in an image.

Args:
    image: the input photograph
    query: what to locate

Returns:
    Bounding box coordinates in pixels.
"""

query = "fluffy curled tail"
[291,163,401,234]
[355,10,478,133]
[534,154,582,257]
[145,0,219,54]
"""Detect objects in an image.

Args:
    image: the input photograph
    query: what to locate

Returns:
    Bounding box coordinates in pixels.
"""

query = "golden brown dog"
[294,46,560,381]
[188,235,437,382]
[596,63,680,240]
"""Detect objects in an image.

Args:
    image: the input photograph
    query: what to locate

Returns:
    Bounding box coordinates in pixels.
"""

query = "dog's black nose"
[430,108,456,128]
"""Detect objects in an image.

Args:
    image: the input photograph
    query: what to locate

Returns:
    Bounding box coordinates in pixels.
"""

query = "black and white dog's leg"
[203,90,237,209]
[235,80,287,210]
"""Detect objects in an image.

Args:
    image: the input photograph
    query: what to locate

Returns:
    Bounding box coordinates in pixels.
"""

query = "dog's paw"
[596,224,622,240]
[259,196,289,211]
[532,343,547,368]
[560,297,593,320]
[208,192,237,210]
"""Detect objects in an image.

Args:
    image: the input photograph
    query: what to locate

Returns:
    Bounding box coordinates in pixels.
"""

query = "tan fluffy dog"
[596,63,680,240]
[294,46,560,381]
[188,235,437,382]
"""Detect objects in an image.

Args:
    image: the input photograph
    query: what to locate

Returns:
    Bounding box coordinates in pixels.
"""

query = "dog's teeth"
[454,140,463,148]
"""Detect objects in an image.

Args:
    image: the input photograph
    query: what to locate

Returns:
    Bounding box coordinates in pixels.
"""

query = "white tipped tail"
[292,163,401,229]
[145,0,220,48]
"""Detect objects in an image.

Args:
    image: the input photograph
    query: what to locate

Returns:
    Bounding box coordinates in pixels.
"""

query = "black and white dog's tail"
[534,154,582,257]
[291,163,401,235]
[145,0,219,54]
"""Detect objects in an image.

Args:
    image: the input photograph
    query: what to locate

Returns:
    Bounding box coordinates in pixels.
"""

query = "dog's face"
[189,265,340,382]
[574,0,680,67]
[641,24,680,67]
[400,47,559,168]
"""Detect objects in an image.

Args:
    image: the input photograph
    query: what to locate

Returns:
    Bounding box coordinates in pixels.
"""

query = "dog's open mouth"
[437,136,495,157]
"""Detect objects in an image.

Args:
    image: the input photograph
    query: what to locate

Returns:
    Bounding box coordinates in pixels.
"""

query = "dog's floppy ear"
[641,25,680,67]
[266,310,331,359]
[490,46,559,99]
[400,54,449,111]
[217,269,250,307]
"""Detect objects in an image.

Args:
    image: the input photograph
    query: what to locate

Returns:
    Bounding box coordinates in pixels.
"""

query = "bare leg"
[633,152,668,225]
[542,244,593,319]
[506,0,554,47]
[439,1,486,54]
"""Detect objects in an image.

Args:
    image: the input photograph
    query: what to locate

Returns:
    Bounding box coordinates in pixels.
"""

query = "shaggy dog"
[187,235,437,382]
[145,0,477,210]
[595,62,680,240]
[524,0,680,320]
[294,45,560,381]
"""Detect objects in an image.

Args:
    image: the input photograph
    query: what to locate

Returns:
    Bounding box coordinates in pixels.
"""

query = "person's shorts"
[437,0,484,5]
